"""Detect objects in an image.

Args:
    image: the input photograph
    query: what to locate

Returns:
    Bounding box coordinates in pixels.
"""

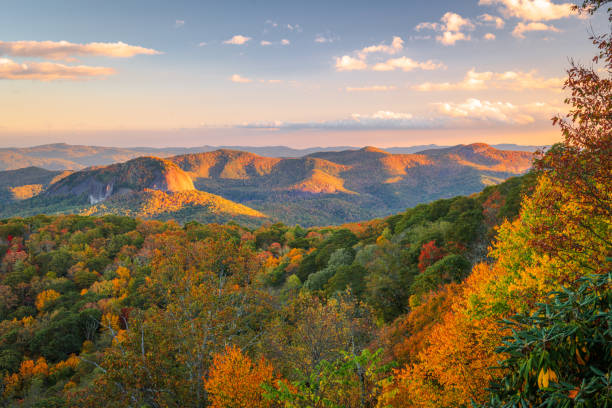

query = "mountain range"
[0,142,545,171]
[0,143,533,226]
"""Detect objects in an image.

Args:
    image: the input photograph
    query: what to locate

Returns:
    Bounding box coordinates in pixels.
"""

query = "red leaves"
[418,241,446,272]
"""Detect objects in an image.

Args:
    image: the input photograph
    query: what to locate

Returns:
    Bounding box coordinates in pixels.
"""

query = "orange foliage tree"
[205,345,275,408]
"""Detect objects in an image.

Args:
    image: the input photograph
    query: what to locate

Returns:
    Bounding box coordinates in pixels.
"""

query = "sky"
[0,0,609,148]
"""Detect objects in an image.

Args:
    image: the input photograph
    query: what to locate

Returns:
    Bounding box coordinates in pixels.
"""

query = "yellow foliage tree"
[101,312,121,333]
[35,289,61,311]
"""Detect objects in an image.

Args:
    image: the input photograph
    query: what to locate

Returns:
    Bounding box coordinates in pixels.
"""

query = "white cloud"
[442,12,475,32]
[479,0,574,21]
[265,21,302,32]
[230,74,252,83]
[372,56,445,72]
[512,21,560,38]
[415,12,475,46]
[240,110,430,130]
[0,40,161,61]
[315,35,333,43]
[198,42,207,47]
[0,57,115,80]
[358,36,404,58]
[484,33,497,40]
[260,39,290,46]
[175,20,185,28]
[414,68,564,91]
[478,13,505,28]
[334,36,442,72]
[437,31,469,46]
[415,22,442,31]
[239,100,560,130]
[223,35,252,45]
[335,55,368,71]
[436,98,558,124]
[352,110,413,120]
[345,85,397,92]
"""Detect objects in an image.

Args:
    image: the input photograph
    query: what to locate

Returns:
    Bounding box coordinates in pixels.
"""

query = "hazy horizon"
[0,138,548,150]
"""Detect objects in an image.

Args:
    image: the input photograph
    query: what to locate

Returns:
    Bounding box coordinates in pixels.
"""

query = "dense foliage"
[0,169,530,407]
[0,3,609,407]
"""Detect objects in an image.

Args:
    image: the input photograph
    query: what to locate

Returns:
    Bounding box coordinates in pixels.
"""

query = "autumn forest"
[0,1,611,407]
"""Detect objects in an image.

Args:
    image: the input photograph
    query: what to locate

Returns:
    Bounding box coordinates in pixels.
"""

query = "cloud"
[281,39,290,45]
[175,20,185,28]
[334,35,443,73]
[484,33,497,40]
[415,12,475,45]
[230,74,252,83]
[223,35,251,45]
[266,21,302,32]
[414,68,564,91]
[357,36,404,58]
[198,42,207,47]
[0,40,161,61]
[479,0,574,21]
[512,21,560,38]
[335,55,367,71]
[372,56,445,72]
[0,57,115,80]
[315,35,333,43]
[436,98,558,124]
[239,100,560,130]
[345,85,397,92]
[240,110,432,130]
[478,13,505,28]
[437,31,470,46]
[260,40,272,46]
[442,12,475,32]
[415,22,442,31]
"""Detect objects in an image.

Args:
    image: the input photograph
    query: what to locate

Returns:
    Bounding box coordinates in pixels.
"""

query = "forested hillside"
[0,158,268,228]
[0,171,532,407]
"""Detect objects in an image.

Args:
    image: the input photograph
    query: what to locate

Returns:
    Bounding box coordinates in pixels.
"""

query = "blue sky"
[0,0,608,147]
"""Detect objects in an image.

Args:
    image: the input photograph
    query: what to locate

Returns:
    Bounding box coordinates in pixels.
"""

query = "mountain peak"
[463,143,492,151]
[360,146,389,154]
[46,156,195,203]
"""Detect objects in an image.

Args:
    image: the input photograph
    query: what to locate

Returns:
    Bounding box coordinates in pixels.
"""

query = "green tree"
[484,273,612,407]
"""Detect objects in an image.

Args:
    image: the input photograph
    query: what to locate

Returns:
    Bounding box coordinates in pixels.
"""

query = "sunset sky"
[0,0,608,147]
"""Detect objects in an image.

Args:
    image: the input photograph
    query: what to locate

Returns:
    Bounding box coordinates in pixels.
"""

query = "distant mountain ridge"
[0,142,546,171]
[0,143,533,226]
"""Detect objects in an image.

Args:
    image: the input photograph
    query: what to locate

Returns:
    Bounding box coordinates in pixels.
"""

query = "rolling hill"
[0,143,533,226]
[163,143,532,224]
[0,156,267,226]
